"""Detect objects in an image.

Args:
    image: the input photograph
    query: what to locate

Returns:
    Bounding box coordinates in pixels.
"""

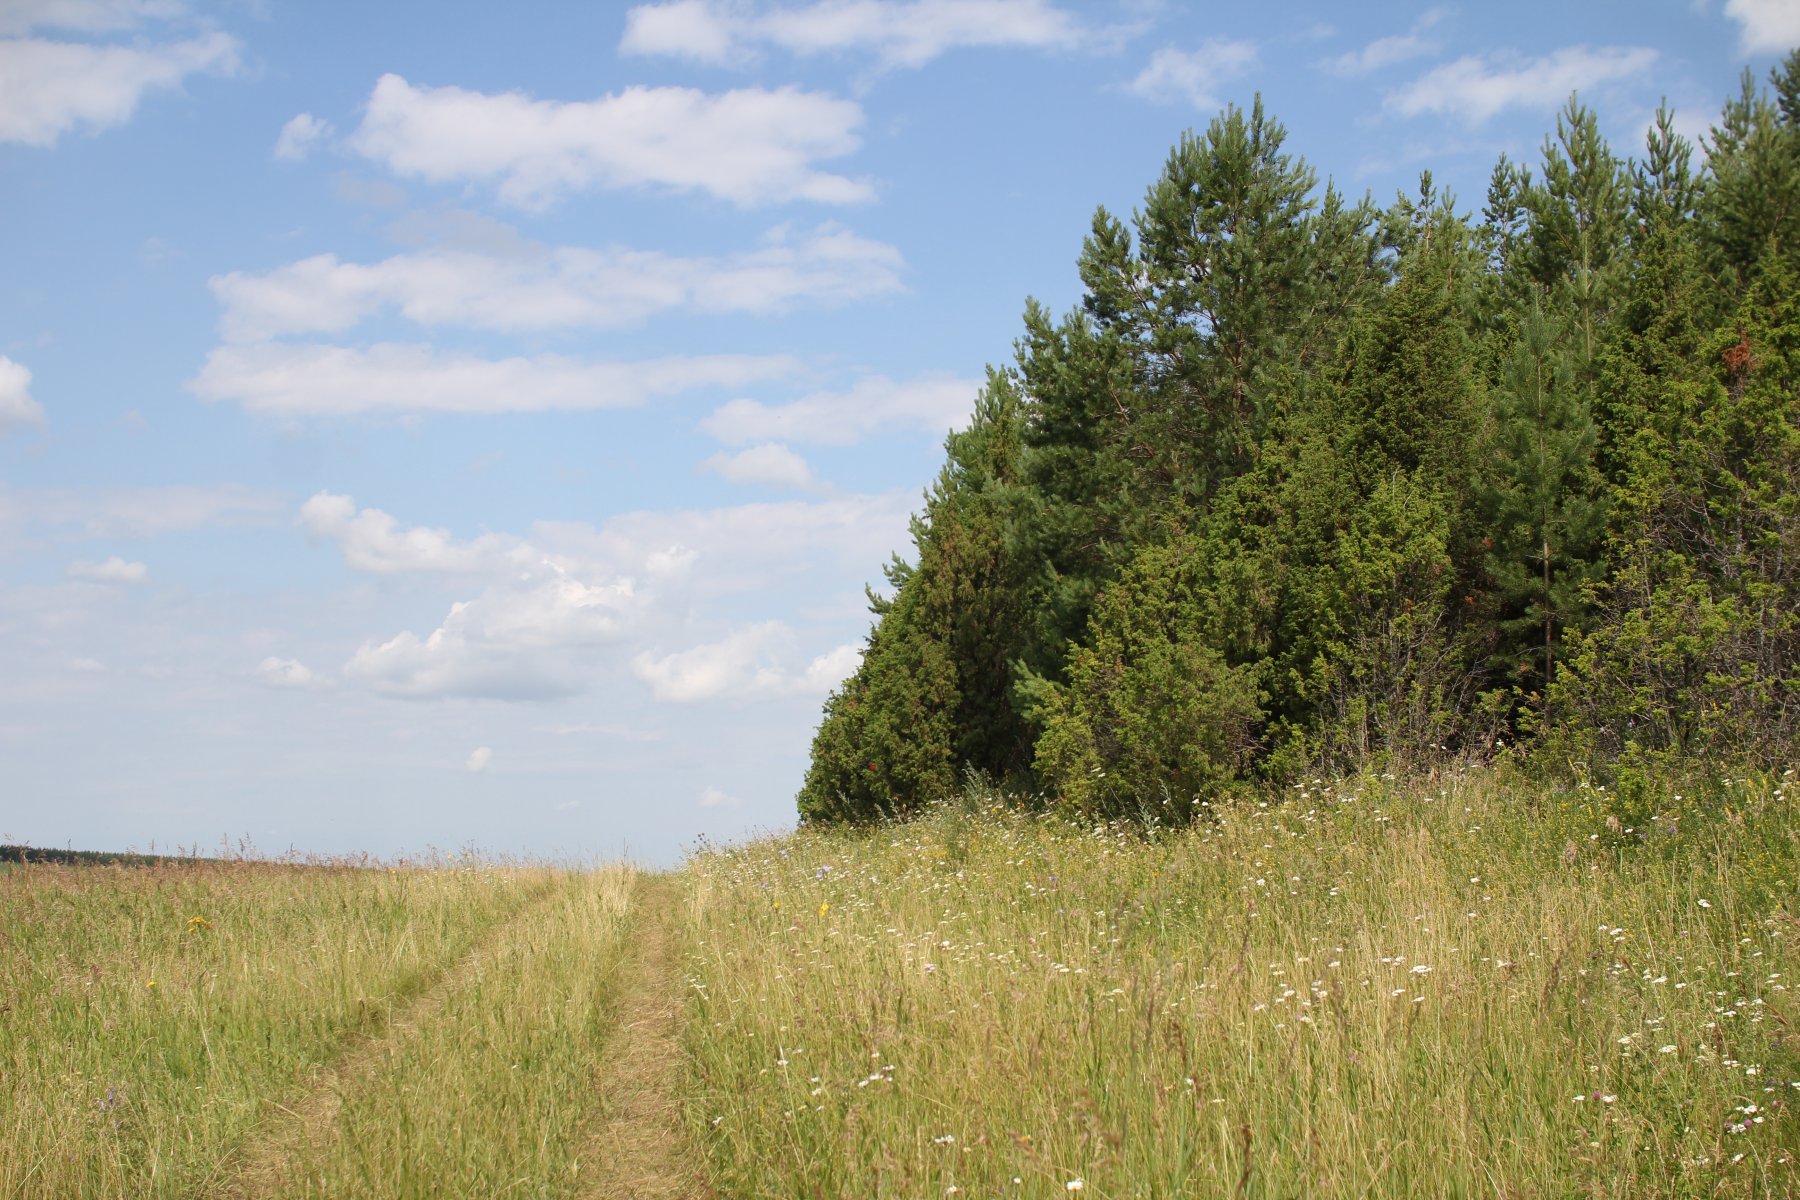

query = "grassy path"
[207,912,527,1199]
[205,874,576,1199]
[576,874,714,1200]
[195,869,710,1199]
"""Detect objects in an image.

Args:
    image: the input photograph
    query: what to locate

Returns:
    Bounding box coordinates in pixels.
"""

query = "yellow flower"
[187,915,211,928]
[818,902,829,917]
[145,980,157,989]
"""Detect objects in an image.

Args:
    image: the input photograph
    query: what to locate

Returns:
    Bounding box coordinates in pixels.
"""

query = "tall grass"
[681,766,1800,1198]
[276,865,638,1198]
[0,854,556,1198]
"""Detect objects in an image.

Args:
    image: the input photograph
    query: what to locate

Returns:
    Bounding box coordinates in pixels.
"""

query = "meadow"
[681,766,1800,1198]
[0,854,645,1198]
[4,764,1798,1197]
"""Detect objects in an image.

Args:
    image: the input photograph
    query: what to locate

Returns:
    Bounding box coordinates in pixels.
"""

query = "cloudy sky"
[1,0,1794,864]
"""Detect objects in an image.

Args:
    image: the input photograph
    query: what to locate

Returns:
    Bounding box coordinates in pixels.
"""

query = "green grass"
[5,765,1795,1198]
[276,866,638,1198]
[0,854,568,1198]
[681,765,1800,1198]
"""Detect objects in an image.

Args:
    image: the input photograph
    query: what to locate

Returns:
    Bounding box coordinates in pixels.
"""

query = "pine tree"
[1477,296,1606,714]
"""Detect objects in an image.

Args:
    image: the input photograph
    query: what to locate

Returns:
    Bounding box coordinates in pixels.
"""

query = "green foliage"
[1033,538,1263,822]
[802,60,1799,824]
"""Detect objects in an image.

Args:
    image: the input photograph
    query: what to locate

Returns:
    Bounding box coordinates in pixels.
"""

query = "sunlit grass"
[0,852,563,1198]
[681,765,1800,1198]
[278,865,638,1197]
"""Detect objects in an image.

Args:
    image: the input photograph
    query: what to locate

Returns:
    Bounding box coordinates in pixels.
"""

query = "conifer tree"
[1477,297,1605,713]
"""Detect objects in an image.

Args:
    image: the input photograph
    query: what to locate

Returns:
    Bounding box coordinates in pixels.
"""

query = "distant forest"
[799,52,1800,823]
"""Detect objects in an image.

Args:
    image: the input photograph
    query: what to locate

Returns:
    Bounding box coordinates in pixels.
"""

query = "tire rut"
[574,873,714,1200]
[205,880,564,1199]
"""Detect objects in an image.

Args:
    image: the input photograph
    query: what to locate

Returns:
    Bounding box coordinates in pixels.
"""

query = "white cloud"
[313,490,905,702]
[1125,38,1258,109]
[621,0,1088,69]
[465,745,492,772]
[347,73,871,209]
[530,491,914,599]
[0,32,239,146]
[300,491,524,574]
[632,620,859,702]
[68,655,105,672]
[1324,9,1445,77]
[190,342,798,417]
[345,573,639,700]
[701,442,817,490]
[701,373,977,446]
[65,555,148,583]
[1386,45,1659,124]
[210,223,904,342]
[0,1,185,35]
[1726,0,1800,55]
[308,494,644,701]
[256,656,319,689]
[274,112,332,161]
[698,784,741,808]
[0,356,45,431]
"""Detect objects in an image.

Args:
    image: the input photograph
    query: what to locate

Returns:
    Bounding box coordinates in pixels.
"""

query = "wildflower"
[186,916,211,929]
[145,980,157,989]
[1660,1045,1677,1054]
[1066,1182,1084,1192]
[1697,899,1712,909]
[819,902,829,917]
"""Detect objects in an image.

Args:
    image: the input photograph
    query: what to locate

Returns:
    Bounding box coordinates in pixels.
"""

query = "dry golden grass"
[680,766,1800,1198]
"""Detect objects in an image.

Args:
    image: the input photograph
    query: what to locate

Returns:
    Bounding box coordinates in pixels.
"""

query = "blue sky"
[2,0,1795,864]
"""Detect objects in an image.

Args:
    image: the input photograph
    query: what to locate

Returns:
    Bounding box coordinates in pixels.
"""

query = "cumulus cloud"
[300,491,523,574]
[190,342,798,417]
[65,555,148,583]
[1726,0,1800,56]
[1124,38,1258,109]
[1323,8,1444,76]
[701,373,977,446]
[210,224,904,342]
[621,0,1088,69]
[632,620,859,702]
[307,495,644,701]
[0,31,239,146]
[465,745,492,772]
[345,573,639,700]
[312,491,906,702]
[0,356,45,431]
[701,442,816,490]
[256,656,319,689]
[347,73,871,209]
[1386,45,1658,124]
[273,112,332,161]
[698,784,741,808]
[531,491,913,602]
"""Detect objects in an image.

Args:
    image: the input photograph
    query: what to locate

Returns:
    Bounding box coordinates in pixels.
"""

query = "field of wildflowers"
[682,766,1800,1198]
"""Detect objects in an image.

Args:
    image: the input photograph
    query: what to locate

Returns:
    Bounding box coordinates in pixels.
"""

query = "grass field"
[681,767,1800,1198]
[4,764,1797,1198]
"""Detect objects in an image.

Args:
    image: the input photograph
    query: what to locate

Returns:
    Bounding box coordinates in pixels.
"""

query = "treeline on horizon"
[799,52,1800,824]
